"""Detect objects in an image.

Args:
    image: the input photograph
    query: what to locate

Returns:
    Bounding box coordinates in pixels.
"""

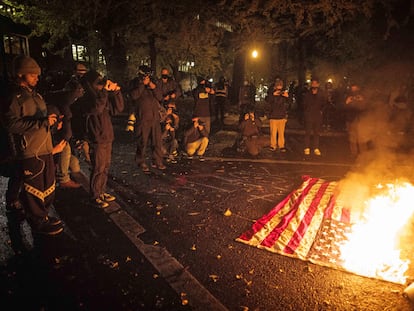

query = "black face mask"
[161,74,169,79]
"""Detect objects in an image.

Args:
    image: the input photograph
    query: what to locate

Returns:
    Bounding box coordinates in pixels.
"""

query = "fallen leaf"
[153,273,159,279]
[223,208,232,216]
[125,256,132,262]
[216,255,222,259]
[188,212,201,216]
[190,244,196,251]
[209,274,219,282]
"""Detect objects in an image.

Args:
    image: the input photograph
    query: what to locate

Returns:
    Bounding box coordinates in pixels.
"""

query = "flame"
[340,182,414,284]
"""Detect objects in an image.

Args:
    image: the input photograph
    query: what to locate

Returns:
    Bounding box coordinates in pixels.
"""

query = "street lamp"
[251,49,258,59]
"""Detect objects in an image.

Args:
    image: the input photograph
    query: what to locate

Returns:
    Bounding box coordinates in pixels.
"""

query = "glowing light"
[340,182,414,284]
[251,50,258,58]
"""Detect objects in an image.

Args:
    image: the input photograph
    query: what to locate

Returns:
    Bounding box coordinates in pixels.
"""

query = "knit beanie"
[12,55,41,76]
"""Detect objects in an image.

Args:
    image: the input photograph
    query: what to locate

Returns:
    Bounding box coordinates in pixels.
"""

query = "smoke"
[337,76,414,216]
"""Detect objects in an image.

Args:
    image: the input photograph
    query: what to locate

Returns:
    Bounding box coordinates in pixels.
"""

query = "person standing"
[3,55,66,235]
[192,77,215,134]
[45,80,85,188]
[303,77,326,156]
[344,82,368,157]
[69,62,91,163]
[130,65,166,172]
[78,70,124,208]
[156,67,182,109]
[266,78,289,152]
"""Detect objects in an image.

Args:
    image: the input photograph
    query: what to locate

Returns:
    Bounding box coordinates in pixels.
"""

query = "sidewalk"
[0,173,191,310]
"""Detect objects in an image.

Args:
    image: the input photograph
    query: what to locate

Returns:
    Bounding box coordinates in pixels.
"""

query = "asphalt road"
[1,113,414,310]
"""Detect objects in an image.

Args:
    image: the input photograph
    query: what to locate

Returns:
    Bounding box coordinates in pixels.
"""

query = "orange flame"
[340,182,414,284]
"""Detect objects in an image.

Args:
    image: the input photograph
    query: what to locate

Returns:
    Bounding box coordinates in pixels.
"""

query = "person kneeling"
[183,118,209,162]
[237,109,262,157]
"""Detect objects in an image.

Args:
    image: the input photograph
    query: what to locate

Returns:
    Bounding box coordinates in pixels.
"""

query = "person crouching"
[183,118,209,162]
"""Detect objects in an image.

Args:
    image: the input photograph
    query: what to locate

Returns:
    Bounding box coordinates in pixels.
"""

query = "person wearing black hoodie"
[78,70,124,208]
[130,65,166,172]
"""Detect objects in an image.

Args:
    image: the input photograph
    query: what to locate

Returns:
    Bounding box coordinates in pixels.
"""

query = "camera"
[137,65,156,83]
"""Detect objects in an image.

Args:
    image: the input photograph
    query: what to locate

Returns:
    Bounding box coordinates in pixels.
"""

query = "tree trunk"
[105,35,128,84]
[148,35,157,74]
[297,38,306,89]
[231,49,246,105]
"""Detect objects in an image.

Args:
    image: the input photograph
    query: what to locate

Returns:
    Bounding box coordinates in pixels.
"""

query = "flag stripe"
[283,181,330,254]
[237,177,318,243]
[258,178,320,248]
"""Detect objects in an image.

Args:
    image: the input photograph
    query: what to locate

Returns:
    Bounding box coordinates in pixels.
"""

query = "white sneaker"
[304,148,310,155]
[314,148,321,156]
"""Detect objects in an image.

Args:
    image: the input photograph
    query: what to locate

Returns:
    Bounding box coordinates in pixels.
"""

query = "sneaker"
[304,148,310,155]
[101,193,116,202]
[31,217,64,236]
[171,150,178,157]
[46,216,62,226]
[198,155,205,162]
[314,148,321,156]
[60,180,81,189]
[269,147,277,152]
[157,163,167,170]
[186,154,194,160]
[141,163,150,172]
[280,147,287,153]
[90,197,109,209]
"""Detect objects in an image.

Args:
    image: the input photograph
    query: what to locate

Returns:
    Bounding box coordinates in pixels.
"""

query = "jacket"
[183,125,208,145]
[77,85,124,144]
[131,83,162,122]
[4,84,53,159]
[267,92,289,120]
[192,85,212,118]
[239,117,262,137]
[303,90,327,119]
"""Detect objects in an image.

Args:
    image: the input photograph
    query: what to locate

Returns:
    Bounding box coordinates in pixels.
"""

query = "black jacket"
[76,84,124,144]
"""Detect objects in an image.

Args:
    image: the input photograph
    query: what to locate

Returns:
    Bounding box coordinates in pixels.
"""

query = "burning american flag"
[236,175,414,284]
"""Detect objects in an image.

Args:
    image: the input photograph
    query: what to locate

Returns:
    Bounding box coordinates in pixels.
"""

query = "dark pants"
[20,154,56,224]
[304,113,322,149]
[6,160,22,207]
[89,142,112,200]
[135,120,164,166]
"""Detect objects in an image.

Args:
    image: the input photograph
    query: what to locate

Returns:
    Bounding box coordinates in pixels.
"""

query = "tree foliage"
[5,0,413,84]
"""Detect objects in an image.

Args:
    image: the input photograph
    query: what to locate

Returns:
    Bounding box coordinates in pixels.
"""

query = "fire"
[340,181,414,284]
